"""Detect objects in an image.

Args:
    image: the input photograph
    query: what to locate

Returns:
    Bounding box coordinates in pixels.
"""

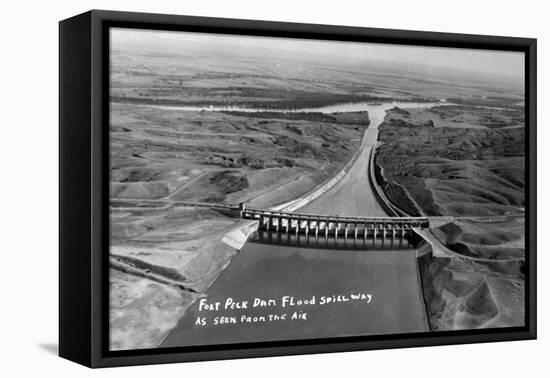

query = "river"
[136,99,445,115]
[159,101,439,348]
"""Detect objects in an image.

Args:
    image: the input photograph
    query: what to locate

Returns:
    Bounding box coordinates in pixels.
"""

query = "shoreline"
[110,95,438,112]
[111,98,443,114]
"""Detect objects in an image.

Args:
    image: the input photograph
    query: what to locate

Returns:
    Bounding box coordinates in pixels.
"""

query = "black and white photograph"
[3,0,549,374]
[108,27,527,351]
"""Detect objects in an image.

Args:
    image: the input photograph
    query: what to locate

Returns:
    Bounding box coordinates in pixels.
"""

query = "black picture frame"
[59,9,537,368]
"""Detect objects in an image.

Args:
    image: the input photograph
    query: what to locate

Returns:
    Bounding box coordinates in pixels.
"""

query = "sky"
[111,28,525,84]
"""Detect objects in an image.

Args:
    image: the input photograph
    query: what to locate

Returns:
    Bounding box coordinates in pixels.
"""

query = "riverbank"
[417,245,524,330]
[374,105,526,330]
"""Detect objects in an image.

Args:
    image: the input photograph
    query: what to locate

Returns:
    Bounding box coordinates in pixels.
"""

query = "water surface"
[161,242,428,347]
[137,100,446,114]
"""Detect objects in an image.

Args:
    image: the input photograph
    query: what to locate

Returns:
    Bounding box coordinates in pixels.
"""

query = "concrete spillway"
[298,105,392,217]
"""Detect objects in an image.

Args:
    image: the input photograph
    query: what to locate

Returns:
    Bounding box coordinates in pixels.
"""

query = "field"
[375,103,525,330]
[376,105,525,217]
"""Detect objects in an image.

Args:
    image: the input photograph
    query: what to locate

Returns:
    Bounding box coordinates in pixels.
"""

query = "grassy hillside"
[376,106,525,217]
[375,104,526,331]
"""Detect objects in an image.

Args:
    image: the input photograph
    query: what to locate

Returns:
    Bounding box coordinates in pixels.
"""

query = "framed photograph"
[59,10,536,368]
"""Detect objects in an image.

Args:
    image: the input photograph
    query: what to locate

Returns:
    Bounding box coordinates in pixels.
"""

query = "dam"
[160,102,435,348]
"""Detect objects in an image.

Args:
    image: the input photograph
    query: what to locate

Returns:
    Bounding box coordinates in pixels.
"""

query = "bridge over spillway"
[117,199,432,249]
[240,206,429,249]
